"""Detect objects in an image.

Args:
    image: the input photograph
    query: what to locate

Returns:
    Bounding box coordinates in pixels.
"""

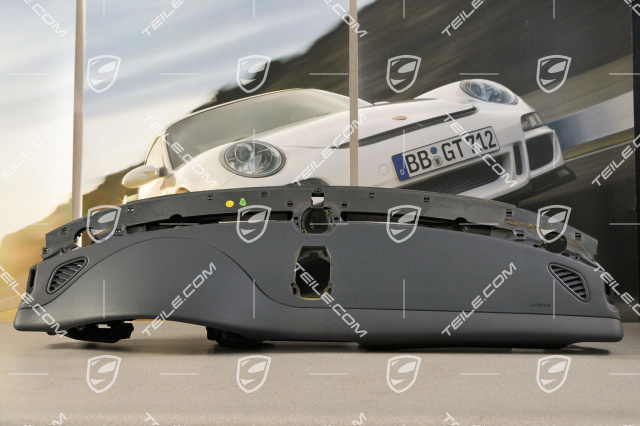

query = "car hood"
[252,98,475,148]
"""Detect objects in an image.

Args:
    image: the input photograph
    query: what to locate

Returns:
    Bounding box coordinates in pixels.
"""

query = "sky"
[0,0,376,241]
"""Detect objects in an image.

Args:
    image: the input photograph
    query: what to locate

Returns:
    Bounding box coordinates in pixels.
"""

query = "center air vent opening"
[292,247,332,300]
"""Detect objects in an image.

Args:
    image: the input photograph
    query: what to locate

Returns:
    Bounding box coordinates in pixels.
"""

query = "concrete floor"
[1,322,639,426]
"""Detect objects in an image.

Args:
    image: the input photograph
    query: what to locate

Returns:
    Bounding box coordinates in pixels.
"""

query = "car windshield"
[165,89,349,168]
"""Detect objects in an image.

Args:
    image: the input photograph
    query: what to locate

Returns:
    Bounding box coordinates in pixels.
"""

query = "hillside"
[0,166,137,320]
[195,0,631,110]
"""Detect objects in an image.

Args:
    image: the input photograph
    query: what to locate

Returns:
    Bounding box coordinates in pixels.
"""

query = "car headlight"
[460,80,518,104]
[222,140,284,177]
[521,112,544,132]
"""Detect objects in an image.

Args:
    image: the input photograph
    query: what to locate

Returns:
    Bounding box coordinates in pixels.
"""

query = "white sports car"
[123,82,573,202]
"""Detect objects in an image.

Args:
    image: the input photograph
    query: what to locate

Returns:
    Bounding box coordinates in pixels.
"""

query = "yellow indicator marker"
[226,200,234,208]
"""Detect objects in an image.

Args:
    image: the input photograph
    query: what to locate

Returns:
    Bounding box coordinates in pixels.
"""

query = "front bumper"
[496,164,576,204]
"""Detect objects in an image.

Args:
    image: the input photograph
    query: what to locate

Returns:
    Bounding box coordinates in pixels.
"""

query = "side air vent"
[47,258,87,294]
[549,264,589,301]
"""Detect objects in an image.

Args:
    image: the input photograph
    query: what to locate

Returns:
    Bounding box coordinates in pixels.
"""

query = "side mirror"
[122,165,164,188]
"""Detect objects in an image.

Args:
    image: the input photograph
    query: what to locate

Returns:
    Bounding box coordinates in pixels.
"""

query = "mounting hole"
[542,232,568,254]
[300,208,333,234]
[292,247,332,300]
[75,228,93,246]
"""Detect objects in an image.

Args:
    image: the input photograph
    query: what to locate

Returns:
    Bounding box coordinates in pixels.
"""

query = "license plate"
[392,127,500,181]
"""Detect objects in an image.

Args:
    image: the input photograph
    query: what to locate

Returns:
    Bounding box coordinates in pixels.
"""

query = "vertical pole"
[349,0,359,186]
[634,2,640,322]
[72,0,85,220]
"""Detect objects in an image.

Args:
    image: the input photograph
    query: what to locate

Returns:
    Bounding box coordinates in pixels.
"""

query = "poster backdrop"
[357,0,637,319]
[0,0,637,323]
[0,1,75,320]
[81,0,355,207]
